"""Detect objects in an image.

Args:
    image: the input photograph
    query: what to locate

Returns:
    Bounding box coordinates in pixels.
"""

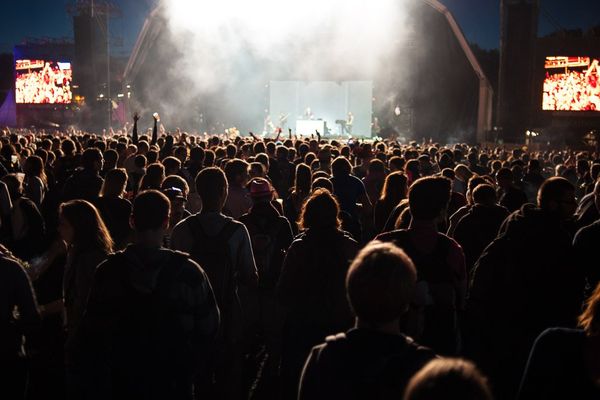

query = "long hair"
[101,168,128,198]
[293,163,312,197]
[379,171,408,205]
[298,188,342,231]
[24,155,47,186]
[579,282,600,337]
[60,200,113,255]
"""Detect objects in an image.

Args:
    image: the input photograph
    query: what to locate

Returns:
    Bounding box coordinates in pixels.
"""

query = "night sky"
[0,0,599,54]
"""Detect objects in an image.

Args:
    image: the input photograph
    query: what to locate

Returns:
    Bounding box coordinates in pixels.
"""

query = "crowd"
[1,114,600,400]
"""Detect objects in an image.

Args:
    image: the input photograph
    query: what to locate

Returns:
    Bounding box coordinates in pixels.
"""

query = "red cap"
[249,178,273,198]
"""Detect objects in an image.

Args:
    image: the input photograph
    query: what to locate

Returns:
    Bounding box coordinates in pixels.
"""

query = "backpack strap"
[188,215,238,245]
[215,220,239,244]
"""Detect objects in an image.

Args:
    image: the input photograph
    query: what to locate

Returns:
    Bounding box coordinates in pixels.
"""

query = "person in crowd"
[374,171,408,234]
[23,155,48,207]
[573,178,600,295]
[452,184,509,276]
[574,172,600,229]
[101,149,118,178]
[467,152,489,177]
[239,178,294,396]
[277,188,359,399]
[330,156,372,240]
[404,358,493,400]
[138,162,165,191]
[0,143,20,174]
[185,146,205,180]
[79,190,219,399]
[273,145,295,198]
[446,175,490,236]
[128,154,147,195]
[223,159,252,219]
[162,156,182,177]
[453,164,473,195]
[522,159,546,203]
[518,281,600,399]
[0,244,41,400]
[467,177,585,399]
[298,241,435,400]
[376,176,467,355]
[54,200,113,397]
[284,163,312,234]
[440,168,468,219]
[63,148,104,203]
[162,179,191,246]
[496,167,528,213]
[95,168,133,250]
[363,158,387,205]
[1,173,45,260]
[405,159,421,186]
[0,179,12,242]
[171,167,258,399]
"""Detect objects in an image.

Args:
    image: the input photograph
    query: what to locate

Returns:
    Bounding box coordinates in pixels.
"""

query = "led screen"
[15,59,73,104]
[543,56,600,111]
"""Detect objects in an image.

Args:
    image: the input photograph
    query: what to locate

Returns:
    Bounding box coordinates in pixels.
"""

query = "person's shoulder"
[117,197,132,208]
[375,229,408,243]
[437,231,462,248]
[574,220,600,242]
[221,215,246,231]
[349,174,364,185]
[172,213,198,234]
[95,250,128,278]
[0,254,27,278]
[401,334,437,364]
[170,250,211,284]
[533,327,585,351]
[277,214,292,227]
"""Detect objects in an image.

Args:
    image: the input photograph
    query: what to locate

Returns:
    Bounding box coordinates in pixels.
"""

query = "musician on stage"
[278,112,290,130]
[303,107,314,120]
[264,115,276,135]
[342,111,354,135]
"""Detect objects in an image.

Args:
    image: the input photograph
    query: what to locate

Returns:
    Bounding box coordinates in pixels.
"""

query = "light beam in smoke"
[145,0,411,131]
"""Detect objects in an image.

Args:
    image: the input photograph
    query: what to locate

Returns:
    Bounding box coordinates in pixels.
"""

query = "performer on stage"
[303,107,314,120]
[279,112,290,130]
[372,116,381,136]
[264,115,276,135]
[342,111,354,135]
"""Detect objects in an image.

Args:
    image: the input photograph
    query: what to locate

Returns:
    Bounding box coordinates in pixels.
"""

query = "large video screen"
[15,59,73,104]
[543,56,600,111]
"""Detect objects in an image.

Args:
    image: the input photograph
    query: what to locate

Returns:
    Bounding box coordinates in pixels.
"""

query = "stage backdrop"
[269,81,372,136]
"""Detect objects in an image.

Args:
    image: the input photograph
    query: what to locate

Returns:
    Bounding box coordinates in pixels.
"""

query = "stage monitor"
[542,56,600,112]
[15,59,73,104]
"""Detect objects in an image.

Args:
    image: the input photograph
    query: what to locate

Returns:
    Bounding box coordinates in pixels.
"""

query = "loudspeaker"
[497,0,539,142]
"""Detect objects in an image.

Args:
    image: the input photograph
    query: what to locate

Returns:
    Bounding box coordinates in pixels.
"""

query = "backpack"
[245,216,284,289]
[385,230,458,354]
[187,217,239,317]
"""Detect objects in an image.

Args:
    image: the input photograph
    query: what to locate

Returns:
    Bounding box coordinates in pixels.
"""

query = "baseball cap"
[249,178,273,198]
